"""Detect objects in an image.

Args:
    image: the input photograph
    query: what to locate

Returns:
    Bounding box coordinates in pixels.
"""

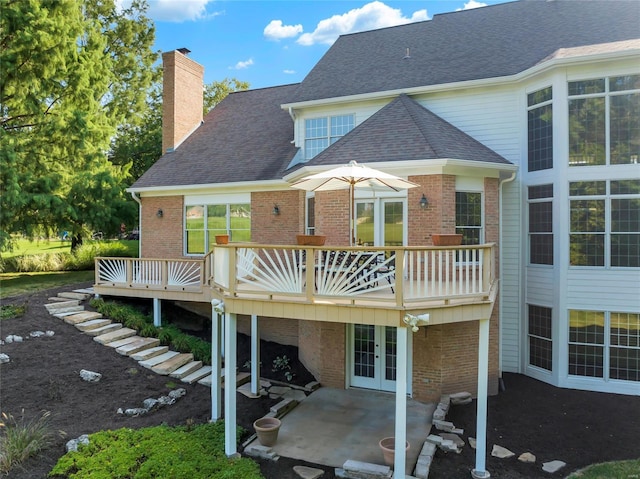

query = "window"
[528,184,554,265]
[185,203,251,255]
[527,86,553,171]
[456,192,482,244]
[568,75,640,166]
[306,196,315,235]
[569,310,640,382]
[528,305,552,371]
[305,114,354,159]
[569,180,640,267]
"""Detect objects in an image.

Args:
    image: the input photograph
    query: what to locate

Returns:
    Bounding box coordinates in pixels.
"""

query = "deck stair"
[44,289,246,391]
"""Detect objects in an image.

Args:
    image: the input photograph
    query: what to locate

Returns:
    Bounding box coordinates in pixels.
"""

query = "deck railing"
[95,244,495,307]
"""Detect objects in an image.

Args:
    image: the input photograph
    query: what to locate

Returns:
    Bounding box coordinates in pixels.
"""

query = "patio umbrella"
[290,160,418,245]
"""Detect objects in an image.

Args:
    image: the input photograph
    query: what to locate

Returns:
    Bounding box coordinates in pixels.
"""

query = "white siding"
[525,267,555,305]
[566,269,640,312]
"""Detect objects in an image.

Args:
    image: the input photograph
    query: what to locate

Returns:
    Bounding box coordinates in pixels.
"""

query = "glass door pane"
[383,201,403,246]
[355,201,375,246]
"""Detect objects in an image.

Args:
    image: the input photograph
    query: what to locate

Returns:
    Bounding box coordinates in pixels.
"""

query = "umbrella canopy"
[290,161,418,245]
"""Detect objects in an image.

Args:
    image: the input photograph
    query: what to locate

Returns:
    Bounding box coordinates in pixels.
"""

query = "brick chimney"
[162,48,204,153]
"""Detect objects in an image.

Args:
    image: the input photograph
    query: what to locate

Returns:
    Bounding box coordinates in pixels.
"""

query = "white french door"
[350,324,398,391]
[355,198,405,247]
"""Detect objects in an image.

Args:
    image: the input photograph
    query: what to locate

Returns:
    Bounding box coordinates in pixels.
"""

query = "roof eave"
[127,179,290,196]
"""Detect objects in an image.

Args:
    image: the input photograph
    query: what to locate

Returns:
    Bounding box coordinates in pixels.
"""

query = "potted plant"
[378,437,410,466]
[215,234,229,245]
[431,234,463,246]
[253,417,281,446]
[296,234,326,246]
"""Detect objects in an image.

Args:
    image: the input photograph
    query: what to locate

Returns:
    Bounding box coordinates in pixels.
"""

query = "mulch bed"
[1,283,639,478]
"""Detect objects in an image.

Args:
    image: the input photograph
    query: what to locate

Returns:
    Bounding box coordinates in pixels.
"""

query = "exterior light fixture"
[273,205,280,215]
[420,194,428,209]
[156,209,163,218]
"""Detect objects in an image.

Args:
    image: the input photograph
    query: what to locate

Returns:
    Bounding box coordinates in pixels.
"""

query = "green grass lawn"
[0,271,95,299]
[2,238,72,258]
[567,459,640,478]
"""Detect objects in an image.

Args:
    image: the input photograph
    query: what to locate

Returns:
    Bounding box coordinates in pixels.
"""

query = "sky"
[142,0,512,89]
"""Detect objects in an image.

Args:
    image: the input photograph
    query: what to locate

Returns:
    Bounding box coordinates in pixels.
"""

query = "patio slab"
[249,387,434,476]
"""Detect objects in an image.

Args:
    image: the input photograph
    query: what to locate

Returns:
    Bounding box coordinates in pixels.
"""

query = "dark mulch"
[1,283,639,478]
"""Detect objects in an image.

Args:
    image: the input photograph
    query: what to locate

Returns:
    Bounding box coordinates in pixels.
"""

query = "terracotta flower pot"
[296,234,326,246]
[379,437,410,466]
[253,417,281,446]
[215,234,229,245]
[431,234,463,246]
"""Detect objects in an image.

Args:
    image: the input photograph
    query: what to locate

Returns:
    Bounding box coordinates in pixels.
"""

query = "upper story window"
[569,179,639,267]
[527,86,553,172]
[185,203,251,255]
[528,184,554,265]
[568,75,640,166]
[305,114,354,159]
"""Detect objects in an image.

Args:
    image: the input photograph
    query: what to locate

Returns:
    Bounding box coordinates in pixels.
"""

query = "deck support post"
[251,314,260,395]
[210,305,222,421]
[471,318,491,479]
[152,298,161,327]
[394,325,408,478]
[224,312,237,457]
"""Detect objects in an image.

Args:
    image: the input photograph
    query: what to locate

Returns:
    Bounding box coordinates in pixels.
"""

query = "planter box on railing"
[431,234,463,246]
[296,235,326,246]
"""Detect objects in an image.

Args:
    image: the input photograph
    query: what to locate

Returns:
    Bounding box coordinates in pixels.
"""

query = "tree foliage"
[0,0,157,250]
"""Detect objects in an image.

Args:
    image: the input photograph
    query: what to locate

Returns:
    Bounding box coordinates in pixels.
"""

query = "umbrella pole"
[350,184,355,246]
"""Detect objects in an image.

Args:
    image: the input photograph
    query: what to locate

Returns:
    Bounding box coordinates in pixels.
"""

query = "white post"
[251,314,260,395]
[224,312,237,457]
[394,326,408,478]
[472,318,491,479]
[211,307,222,420]
[153,298,161,327]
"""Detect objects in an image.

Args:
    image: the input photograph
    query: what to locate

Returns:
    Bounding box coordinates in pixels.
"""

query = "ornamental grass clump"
[0,410,64,474]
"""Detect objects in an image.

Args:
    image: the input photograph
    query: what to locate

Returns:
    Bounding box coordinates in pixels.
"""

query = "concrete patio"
[247,387,435,475]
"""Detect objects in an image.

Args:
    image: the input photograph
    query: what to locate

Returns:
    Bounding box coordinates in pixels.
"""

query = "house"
[95,0,639,475]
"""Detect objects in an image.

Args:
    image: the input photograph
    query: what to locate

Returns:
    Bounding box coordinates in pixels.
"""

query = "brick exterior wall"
[237,316,299,347]
[162,50,204,154]
[407,175,457,246]
[140,196,185,258]
[251,190,304,244]
[315,190,351,246]
[299,320,346,389]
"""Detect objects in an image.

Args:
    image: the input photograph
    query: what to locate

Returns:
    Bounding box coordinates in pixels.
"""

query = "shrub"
[48,422,260,479]
[0,410,63,474]
[0,303,26,320]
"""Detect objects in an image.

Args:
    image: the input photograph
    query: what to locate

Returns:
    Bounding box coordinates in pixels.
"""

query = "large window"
[185,203,250,255]
[528,184,554,265]
[569,180,640,267]
[528,305,552,371]
[568,75,640,166]
[305,114,354,159]
[569,310,640,382]
[456,192,482,245]
[527,86,553,171]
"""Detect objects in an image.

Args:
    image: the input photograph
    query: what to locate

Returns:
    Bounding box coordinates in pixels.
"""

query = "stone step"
[49,305,85,315]
[58,291,91,300]
[63,311,103,325]
[73,288,94,295]
[131,346,169,361]
[116,337,160,356]
[181,366,212,384]
[106,335,142,349]
[93,327,136,345]
[45,300,80,312]
[151,353,194,375]
[75,319,111,332]
[85,323,122,337]
[48,296,74,302]
[139,351,180,369]
[198,370,247,388]
[169,360,203,379]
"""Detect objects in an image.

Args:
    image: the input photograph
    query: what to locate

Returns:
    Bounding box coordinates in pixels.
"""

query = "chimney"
[162,48,204,153]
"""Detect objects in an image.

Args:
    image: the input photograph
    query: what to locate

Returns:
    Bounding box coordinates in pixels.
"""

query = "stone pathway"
[43,288,248,389]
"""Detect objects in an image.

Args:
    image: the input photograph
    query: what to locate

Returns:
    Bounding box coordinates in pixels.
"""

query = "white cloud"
[264,20,304,41]
[297,1,428,46]
[457,1,488,11]
[283,69,296,74]
[146,0,219,22]
[230,58,254,70]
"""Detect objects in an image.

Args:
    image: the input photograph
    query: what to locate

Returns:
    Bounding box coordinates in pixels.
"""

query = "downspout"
[498,171,517,391]
[130,192,142,258]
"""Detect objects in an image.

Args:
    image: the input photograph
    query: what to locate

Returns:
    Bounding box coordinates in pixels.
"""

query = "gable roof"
[131,84,299,190]
[290,0,640,103]
[294,94,509,169]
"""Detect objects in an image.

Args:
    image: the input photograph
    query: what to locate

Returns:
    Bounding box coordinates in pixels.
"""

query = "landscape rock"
[45,330,55,336]
[542,460,566,473]
[168,388,187,399]
[491,444,515,459]
[449,391,473,405]
[0,353,10,364]
[124,408,148,416]
[433,419,455,432]
[30,330,46,338]
[293,465,325,479]
[468,437,477,449]
[440,433,465,448]
[142,398,159,410]
[518,452,536,463]
[79,369,102,382]
[66,434,90,452]
[5,335,23,343]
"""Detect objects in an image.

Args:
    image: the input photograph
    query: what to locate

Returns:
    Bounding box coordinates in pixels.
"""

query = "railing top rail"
[211,243,495,251]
